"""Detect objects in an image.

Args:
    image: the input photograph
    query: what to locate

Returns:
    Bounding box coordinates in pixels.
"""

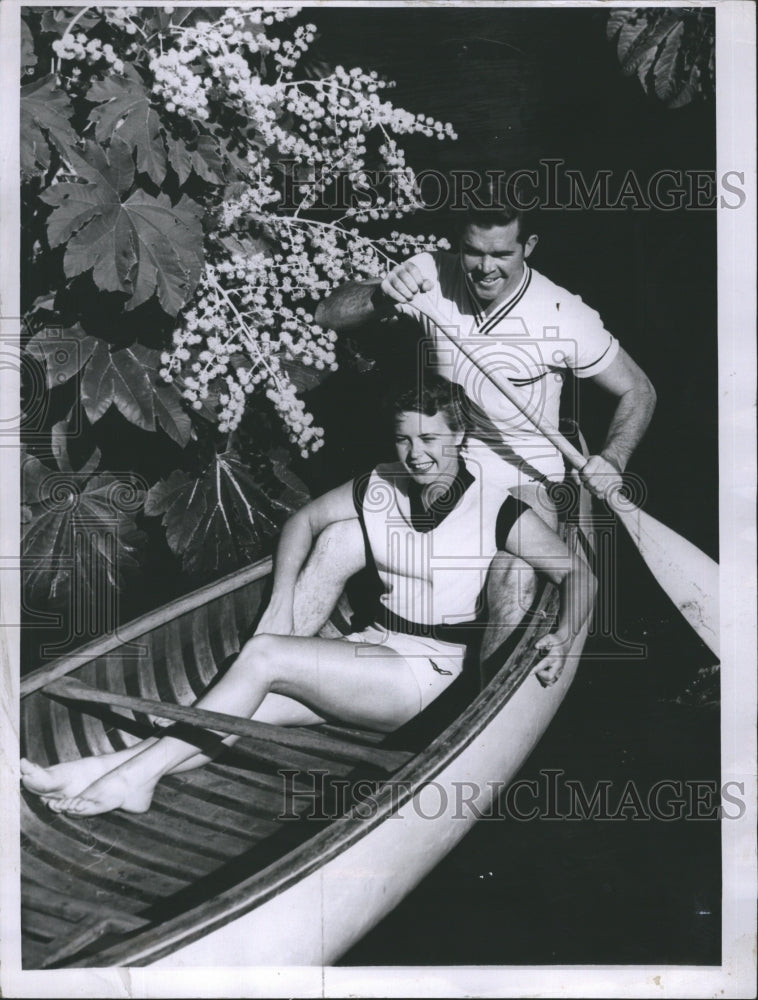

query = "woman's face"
[394,409,464,486]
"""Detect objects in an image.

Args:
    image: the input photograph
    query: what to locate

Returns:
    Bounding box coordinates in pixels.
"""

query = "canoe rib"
[20,557,273,699]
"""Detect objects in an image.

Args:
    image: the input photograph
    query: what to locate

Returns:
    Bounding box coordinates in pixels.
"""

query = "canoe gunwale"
[20,558,274,699]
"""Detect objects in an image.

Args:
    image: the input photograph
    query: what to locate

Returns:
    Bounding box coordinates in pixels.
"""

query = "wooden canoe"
[19,472,594,970]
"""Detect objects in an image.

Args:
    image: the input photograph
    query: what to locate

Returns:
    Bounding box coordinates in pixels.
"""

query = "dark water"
[339,542,721,966]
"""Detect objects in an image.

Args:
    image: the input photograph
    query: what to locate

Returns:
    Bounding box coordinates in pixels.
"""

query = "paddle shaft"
[42,677,410,771]
[417,299,588,472]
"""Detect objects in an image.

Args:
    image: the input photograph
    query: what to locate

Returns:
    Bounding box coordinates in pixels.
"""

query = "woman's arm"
[255,481,358,636]
[503,508,597,687]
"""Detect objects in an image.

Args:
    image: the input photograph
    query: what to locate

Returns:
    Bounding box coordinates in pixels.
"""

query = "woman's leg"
[22,524,366,803]
[20,692,325,804]
[48,633,421,817]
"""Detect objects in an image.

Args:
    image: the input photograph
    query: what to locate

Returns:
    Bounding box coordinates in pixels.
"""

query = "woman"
[21,376,595,817]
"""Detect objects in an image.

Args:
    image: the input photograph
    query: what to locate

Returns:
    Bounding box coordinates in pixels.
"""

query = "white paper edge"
[1,1,755,997]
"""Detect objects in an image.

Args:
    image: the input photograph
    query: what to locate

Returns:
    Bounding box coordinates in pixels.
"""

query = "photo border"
[1,1,754,996]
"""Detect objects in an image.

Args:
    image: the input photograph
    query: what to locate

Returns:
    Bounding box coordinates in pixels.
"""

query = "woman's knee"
[237,633,284,682]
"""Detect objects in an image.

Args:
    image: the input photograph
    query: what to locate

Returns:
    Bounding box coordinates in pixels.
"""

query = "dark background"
[300,7,721,967]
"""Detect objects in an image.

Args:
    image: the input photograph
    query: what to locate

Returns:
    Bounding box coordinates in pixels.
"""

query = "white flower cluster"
[52,32,125,73]
[117,6,457,459]
[160,264,337,455]
[219,174,282,229]
[98,6,140,35]
[160,217,450,454]
[150,48,212,119]
[272,22,315,75]
[142,8,456,192]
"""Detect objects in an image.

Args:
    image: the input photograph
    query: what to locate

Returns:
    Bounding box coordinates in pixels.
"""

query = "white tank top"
[355,461,526,627]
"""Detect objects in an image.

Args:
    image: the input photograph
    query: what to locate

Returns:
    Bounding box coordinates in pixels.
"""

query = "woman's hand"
[533,632,572,687]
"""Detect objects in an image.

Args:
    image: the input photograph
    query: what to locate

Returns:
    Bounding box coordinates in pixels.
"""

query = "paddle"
[41,676,412,773]
[416,298,720,658]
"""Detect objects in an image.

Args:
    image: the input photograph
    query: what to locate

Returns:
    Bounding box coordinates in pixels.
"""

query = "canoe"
[19,463,594,969]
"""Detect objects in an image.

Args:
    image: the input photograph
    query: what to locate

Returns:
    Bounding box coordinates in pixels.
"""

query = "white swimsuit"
[347,460,528,710]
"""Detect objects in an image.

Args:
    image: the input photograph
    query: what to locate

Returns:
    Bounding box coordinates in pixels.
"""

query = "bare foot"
[20,756,126,801]
[51,766,158,817]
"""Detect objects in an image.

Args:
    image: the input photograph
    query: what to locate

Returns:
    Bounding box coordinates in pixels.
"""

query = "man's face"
[459,221,538,306]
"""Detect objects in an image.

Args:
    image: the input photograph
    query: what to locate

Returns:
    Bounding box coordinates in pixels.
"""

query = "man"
[314,198,656,516]
[284,194,656,649]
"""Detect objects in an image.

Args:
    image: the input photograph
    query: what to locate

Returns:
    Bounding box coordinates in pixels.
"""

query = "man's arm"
[314,261,434,331]
[577,347,657,497]
[314,280,384,331]
[255,481,357,636]
[503,507,597,687]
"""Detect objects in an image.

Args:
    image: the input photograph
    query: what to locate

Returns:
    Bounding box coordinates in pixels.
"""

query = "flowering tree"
[21,5,456,620]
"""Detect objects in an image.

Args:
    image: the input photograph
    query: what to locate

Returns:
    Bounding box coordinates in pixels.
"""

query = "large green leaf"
[80,341,156,430]
[653,21,685,102]
[21,19,37,73]
[268,449,310,511]
[154,383,193,447]
[166,134,193,186]
[667,63,701,110]
[22,454,145,607]
[40,140,204,315]
[39,8,100,36]
[190,136,225,183]
[40,139,134,246]
[20,75,79,179]
[145,453,293,576]
[615,12,655,66]
[166,133,225,186]
[124,191,205,313]
[25,323,98,389]
[608,9,713,108]
[87,75,167,185]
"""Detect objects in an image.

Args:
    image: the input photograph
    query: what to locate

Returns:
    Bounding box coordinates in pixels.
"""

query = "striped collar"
[465,264,532,335]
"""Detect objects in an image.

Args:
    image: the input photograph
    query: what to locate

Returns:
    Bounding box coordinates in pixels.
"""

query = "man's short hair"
[460,173,539,245]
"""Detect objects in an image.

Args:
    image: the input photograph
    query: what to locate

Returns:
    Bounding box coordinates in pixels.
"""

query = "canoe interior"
[20,483,588,970]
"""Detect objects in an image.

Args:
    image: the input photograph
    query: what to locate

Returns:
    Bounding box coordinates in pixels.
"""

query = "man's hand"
[379,261,434,305]
[571,453,624,502]
[534,632,571,687]
[254,598,294,638]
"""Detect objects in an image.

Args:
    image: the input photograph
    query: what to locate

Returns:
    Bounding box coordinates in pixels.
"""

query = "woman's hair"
[388,374,468,433]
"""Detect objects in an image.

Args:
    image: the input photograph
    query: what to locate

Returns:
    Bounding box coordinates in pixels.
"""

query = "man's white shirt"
[395,251,620,486]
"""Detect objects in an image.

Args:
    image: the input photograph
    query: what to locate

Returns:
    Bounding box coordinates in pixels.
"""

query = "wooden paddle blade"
[615,505,719,658]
